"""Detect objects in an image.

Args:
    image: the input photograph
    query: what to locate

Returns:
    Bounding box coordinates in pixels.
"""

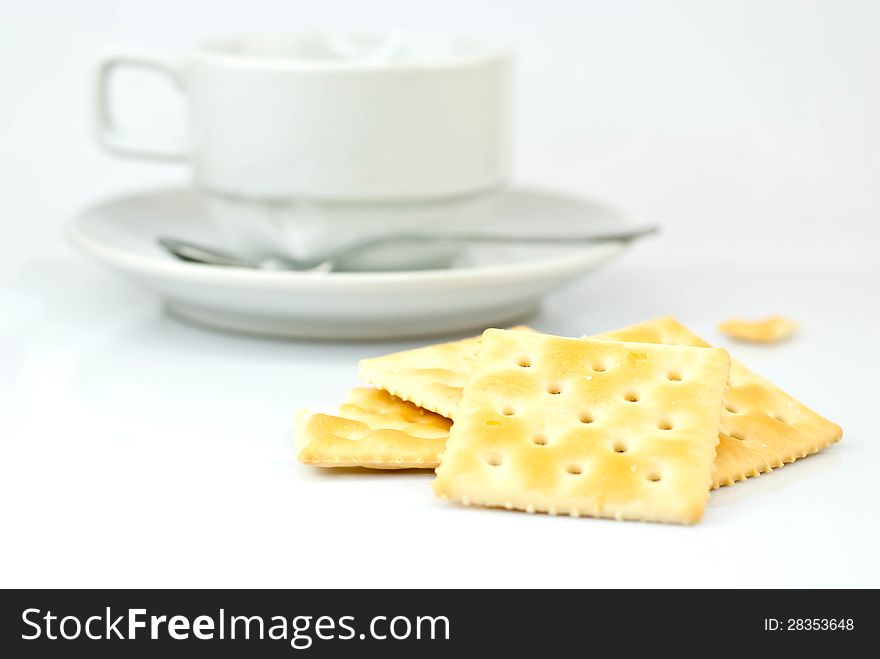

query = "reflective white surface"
[2,0,879,588]
[2,250,877,587]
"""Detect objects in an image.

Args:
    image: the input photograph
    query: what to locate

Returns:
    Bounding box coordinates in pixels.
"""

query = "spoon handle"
[159,224,658,271]
[322,225,658,269]
[380,225,658,245]
[158,237,255,268]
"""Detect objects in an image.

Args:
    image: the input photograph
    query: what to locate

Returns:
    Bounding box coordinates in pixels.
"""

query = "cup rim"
[191,30,513,71]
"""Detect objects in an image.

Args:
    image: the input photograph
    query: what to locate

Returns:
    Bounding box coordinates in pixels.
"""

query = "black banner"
[0,589,867,656]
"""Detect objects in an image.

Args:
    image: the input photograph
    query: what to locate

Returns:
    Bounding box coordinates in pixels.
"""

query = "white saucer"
[67,186,636,339]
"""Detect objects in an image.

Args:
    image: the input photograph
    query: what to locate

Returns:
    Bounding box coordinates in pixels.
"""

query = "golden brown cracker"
[433,330,730,524]
[597,317,841,487]
[358,326,533,419]
[297,388,449,469]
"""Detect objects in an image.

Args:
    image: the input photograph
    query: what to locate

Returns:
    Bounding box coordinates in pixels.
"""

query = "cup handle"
[93,50,188,161]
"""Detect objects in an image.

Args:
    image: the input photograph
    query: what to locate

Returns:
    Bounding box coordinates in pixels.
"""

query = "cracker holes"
[517,357,532,368]
[623,391,640,403]
[657,419,674,431]
[591,363,607,373]
[565,464,583,475]
[724,404,739,414]
[547,384,562,395]
[771,412,789,424]
[486,453,503,467]
[579,412,594,424]
[646,472,663,483]
[730,432,746,441]
[667,370,683,382]
[613,441,628,454]
[501,405,516,416]
[532,435,549,446]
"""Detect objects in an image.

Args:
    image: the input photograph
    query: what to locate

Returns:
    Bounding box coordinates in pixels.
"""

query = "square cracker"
[359,326,533,419]
[596,317,843,487]
[360,317,841,489]
[433,329,731,524]
[297,388,449,469]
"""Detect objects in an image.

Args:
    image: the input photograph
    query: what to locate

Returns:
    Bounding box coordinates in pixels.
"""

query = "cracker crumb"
[718,316,797,344]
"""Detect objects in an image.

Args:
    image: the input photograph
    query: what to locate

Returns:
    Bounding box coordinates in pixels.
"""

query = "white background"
[1,0,878,587]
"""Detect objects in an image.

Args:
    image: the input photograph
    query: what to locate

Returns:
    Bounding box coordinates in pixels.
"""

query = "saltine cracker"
[433,330,730,524]
[598,317,842,486]
[297,388,449,469]
[358,326,533,419]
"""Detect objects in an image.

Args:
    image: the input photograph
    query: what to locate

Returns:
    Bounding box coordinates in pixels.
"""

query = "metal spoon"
[158,225,658,273]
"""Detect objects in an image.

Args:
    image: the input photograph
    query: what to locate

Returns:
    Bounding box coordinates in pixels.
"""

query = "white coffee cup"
[94,31,512,269]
